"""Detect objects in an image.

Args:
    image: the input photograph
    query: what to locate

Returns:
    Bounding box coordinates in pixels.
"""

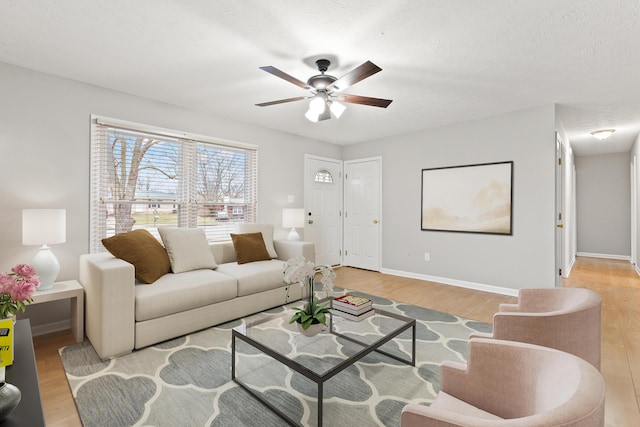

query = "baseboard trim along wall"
[30,319,70,337]
[565,256,576,278]
[380,268,520,297]
[576,252,631,261]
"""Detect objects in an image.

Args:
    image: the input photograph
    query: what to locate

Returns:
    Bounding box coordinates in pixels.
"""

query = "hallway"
[564,256,640,426]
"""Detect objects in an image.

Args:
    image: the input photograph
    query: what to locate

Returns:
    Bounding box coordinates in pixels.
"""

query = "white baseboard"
[30,319,70,337]
[576,252,631,261]
[564,256,576,278]
[380,268,519,297]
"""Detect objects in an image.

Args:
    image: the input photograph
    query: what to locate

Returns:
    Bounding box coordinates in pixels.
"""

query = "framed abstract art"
[421,161,513,235]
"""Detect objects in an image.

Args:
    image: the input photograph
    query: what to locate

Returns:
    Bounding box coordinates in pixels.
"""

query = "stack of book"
[332,294,374,321]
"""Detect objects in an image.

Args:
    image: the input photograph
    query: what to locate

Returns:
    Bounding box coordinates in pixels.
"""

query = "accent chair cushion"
[230,232,272,264]
[101,229,171,284]
[235,223,278,258]
[158,227,218,273]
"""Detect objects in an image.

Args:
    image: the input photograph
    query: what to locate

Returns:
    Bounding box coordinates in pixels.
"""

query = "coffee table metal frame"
[231,301,416,426]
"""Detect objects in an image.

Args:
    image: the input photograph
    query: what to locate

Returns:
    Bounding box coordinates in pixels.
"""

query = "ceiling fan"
[256,59,392,122]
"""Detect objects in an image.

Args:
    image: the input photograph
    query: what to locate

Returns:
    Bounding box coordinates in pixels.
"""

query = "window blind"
[90,116,258,252]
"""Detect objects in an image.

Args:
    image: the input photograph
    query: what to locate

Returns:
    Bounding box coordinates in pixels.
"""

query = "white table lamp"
[282,208,305,241]
[22,209,66,291]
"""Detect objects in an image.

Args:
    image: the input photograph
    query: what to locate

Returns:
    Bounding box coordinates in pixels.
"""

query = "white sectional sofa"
[80,229,313,359]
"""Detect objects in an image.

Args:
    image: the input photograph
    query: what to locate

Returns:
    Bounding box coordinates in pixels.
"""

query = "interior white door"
[304,155,343,266]
[555,133,565,286]
[344,157,381,271]
[631,157,637,266]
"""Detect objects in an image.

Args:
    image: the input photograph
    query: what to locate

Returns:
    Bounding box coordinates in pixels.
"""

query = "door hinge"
[339,210,342,217]
[345,211,348,218]
[558,157,562,165]
[559,268,562,276]
[558,212,562,220]
[345,250,348,256]
[345,173,348,179]
[339,249,342,256]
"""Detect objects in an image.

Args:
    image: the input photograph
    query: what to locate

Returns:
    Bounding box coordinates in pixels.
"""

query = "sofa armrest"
[274,240,315,263]
[79,253,136,359]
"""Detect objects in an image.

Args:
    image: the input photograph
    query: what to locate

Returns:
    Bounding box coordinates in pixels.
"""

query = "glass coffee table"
[231,300,416,426]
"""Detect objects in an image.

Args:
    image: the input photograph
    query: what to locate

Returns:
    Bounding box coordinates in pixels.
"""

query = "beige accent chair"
[401,338,605,427]
[471,288,602,370]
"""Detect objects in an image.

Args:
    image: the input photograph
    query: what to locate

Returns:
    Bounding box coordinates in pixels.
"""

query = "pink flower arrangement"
[0,264,40,318]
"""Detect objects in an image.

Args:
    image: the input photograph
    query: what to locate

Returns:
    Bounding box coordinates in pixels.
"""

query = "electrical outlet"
[424,252,430,261]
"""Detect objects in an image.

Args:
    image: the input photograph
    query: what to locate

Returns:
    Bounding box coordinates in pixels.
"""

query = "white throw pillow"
[158,228,218,273]
[235,223,278,258]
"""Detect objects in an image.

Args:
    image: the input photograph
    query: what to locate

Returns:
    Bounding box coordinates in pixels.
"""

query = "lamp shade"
[22,209,67,245]
[282,208,305,228]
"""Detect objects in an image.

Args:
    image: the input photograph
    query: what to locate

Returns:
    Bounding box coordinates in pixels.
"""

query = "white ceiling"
[2,1,639,156]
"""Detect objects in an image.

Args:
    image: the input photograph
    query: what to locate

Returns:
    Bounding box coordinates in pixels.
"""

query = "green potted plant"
[283,256,335,336]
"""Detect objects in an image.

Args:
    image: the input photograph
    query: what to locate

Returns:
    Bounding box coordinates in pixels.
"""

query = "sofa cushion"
[216,259,287,297]
[158,227,218,273]
[135,269,237,321]
[236,223,278,258]
[101,229,171,284]
[230,232,272,264]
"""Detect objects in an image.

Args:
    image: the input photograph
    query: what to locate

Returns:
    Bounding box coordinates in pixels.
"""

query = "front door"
[304,155,343,266]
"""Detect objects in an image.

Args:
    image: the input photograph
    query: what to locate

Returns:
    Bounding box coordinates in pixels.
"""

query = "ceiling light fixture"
[590,129,616,140]
[305,91,339,122]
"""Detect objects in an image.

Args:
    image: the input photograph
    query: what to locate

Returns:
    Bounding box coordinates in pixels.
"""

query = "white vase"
[296,322,325,337]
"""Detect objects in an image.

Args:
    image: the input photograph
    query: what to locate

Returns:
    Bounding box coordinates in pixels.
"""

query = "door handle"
[557,224,563,228]
[373,219,379,224]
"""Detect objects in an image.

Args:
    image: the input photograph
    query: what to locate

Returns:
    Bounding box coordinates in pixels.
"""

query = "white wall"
[342,105,557,293]
[575,152,631,258]
[0,62,340,330]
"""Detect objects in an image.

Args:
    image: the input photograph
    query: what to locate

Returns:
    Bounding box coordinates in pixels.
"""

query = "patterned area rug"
[59,291,491,427]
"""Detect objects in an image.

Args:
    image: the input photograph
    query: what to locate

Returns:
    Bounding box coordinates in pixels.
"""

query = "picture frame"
[421,161,513,235]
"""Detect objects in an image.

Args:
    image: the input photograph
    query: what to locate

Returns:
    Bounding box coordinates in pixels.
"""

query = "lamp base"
[287,228,301,241]
[31,245,59,291]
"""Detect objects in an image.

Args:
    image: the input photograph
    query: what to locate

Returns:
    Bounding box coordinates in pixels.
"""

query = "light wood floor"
[33,256,640,426]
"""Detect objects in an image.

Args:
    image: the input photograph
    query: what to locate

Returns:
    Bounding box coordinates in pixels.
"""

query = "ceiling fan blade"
[255,96,309,107]
[336,94,393,108]
[259,66,310,90]
[327,61,382,92]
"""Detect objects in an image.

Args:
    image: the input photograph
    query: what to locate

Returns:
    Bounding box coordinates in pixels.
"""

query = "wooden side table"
[31,280,84,343]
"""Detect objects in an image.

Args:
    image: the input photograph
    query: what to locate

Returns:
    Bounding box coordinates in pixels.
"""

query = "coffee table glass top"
[234,304,415,378]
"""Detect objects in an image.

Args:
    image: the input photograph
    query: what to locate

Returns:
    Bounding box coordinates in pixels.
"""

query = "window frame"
[90,115,258,252]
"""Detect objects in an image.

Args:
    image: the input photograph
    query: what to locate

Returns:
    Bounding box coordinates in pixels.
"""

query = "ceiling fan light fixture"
[329,100,346,118]
[305,107,319,122]
[309,94,326,114]
[590,129,615,140]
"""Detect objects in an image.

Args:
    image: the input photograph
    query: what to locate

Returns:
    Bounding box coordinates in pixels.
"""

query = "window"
[314,169,334,184]
[90,116,258,252]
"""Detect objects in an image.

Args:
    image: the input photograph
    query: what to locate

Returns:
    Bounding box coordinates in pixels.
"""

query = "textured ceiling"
[1,1,639,156]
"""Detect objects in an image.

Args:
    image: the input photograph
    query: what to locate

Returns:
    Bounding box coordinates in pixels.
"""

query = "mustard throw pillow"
[230,232,272,264]
[102,229,171,283]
